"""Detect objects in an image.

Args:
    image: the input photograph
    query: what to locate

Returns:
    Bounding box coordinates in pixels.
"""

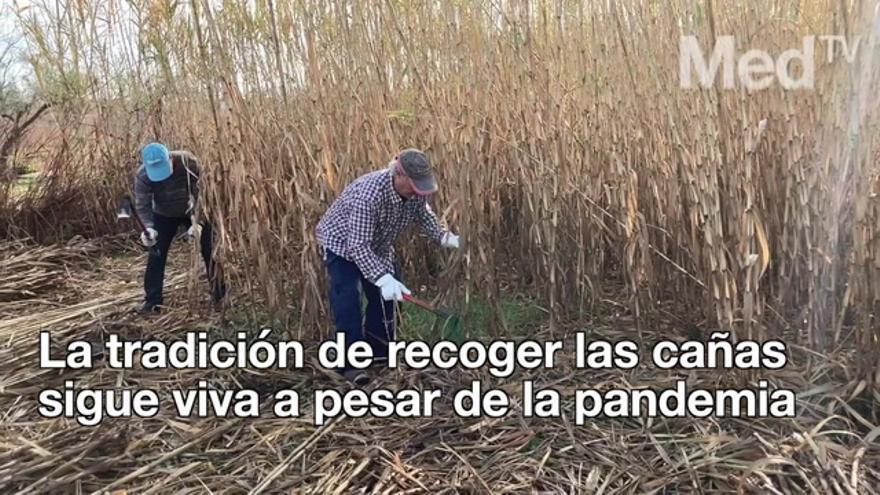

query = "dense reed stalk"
[3,0,879,377]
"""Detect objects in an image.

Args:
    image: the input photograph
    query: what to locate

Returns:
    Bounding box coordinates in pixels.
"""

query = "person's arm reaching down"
[345,198,411,300]
[133,172,155,229]
[417,200,459,248]
[415,200,446,243]
[183,154,200,214]
[133,171,158,247]
[345,198,391,284]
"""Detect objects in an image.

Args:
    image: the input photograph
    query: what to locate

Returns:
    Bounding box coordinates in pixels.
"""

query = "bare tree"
[0,29,49,181]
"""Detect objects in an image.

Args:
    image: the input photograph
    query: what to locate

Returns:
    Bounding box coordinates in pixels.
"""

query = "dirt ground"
[1,236,878,494]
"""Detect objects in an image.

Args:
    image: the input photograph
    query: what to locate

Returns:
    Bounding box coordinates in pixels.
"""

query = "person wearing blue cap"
[133,142,226,314]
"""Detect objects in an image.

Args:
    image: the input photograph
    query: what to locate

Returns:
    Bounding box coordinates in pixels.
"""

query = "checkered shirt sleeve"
[343,197,390,283]
[416,201,446,243]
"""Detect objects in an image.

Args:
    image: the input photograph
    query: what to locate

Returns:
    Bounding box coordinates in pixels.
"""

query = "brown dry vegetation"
[1,238,879,493]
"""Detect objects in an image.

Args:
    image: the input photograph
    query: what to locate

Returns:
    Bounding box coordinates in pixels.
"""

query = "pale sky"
[0,1,32,85]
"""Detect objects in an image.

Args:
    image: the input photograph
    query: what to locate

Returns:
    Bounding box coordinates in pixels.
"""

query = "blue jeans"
[324,248,398,371]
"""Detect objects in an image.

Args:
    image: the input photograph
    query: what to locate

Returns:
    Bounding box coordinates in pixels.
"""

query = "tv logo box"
[679,35,863,91]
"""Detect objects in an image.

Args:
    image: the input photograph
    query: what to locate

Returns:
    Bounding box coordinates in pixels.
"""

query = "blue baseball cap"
[142,142,172,182]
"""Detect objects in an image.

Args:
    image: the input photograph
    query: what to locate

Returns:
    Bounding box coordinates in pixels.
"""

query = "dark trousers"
[324,248,397,371]
[144,213,224,307]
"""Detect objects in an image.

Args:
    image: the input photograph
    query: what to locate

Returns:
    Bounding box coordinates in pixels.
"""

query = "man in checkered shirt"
[316,148,460,384]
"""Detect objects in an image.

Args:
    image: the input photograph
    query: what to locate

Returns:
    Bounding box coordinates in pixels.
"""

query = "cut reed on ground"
[0,241,878,493]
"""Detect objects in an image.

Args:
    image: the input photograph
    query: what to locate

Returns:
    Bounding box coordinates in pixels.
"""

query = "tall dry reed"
[4,0,879,379]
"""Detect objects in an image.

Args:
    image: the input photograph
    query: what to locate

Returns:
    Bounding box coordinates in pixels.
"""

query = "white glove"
[140,228,158,247]
[375,274,411,301]
[441,232,460,249]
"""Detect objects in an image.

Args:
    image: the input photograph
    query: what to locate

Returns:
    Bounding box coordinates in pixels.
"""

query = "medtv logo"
[679,35,862,90]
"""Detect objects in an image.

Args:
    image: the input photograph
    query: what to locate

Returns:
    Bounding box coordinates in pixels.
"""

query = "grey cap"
[397,148,437,195]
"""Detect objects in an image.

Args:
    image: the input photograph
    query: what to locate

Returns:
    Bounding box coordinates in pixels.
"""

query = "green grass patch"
[400,292,546,343]
[387,108,415,121]
[520,435,544,455]
[222,303,288,338]
[11,172,40,197]
[218,288,547,348]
